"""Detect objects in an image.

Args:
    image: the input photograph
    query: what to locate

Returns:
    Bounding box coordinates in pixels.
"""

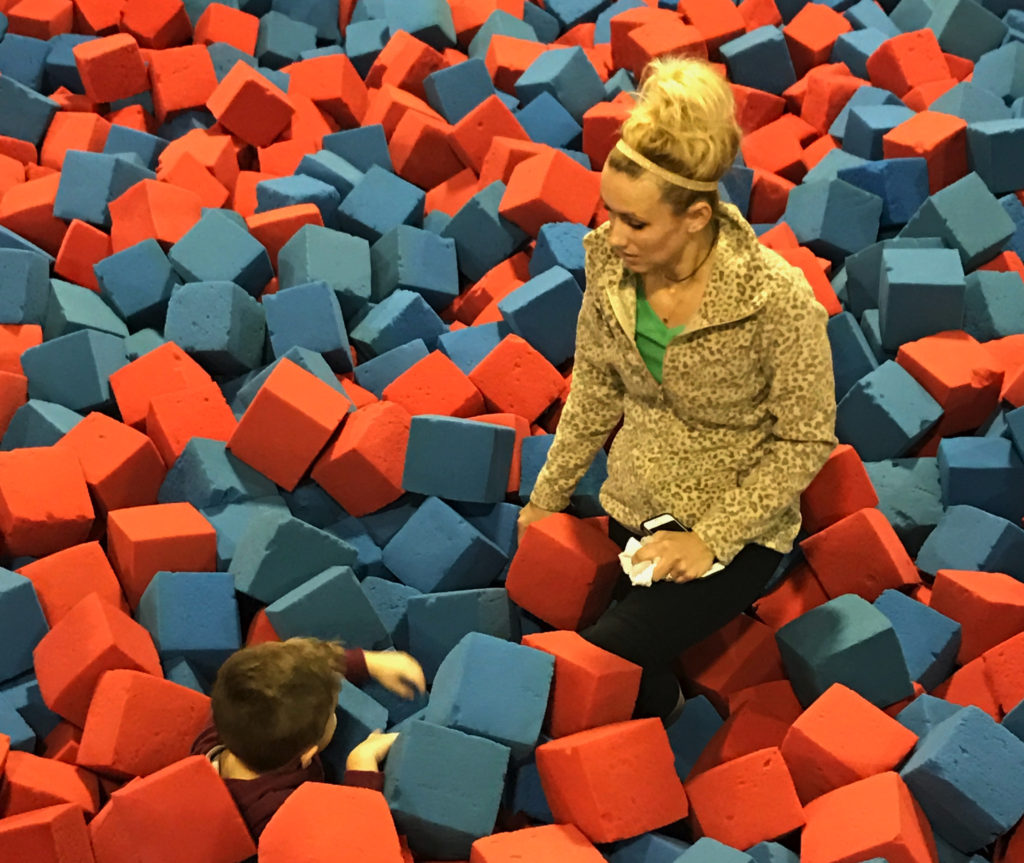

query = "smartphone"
[641,513,690,535]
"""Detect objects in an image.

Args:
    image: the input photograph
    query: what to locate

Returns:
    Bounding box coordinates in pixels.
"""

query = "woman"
[517,56,838,722]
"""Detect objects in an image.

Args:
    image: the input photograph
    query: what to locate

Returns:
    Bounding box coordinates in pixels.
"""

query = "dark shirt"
[191,648,385,840]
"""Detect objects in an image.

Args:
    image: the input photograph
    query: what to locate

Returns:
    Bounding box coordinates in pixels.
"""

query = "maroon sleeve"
[344,648,370,685]
[342,769,385,792]
[190,718,219,756]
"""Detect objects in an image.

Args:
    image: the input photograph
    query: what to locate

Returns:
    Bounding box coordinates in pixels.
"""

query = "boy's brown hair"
[211,638,347,772]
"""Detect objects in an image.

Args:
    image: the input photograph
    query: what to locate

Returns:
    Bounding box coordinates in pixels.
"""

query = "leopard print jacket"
[530,202,838,564]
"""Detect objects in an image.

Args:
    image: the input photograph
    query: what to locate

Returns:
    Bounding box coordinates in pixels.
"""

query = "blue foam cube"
[747,842,799,863]
[344,17,389,76]
[0,568,47,683]
[102,124,168,169]
[843,104,916,160]
[262,280,352,372]
[510,757,554,823]
[280,479,345,529]
[900,172,1017,269]
[384,719,511,860]
[1001,192,1024,259]
[878,248,966,350]
[255,173,342,226]
[966,118,1024,195]
[1002,696,1024,743]
[0,32,50,91]
[0,70,57,145]
[163,281,266,376]
[783,178,883,261]
[425,631,553,760]
[776,592,914,707]
[44,279,129,341]
[335,164,425,243]
[136,571,240,678]
[842,237,943,317]
[0,690,36,752]
[844,0,901,35]
[544,0,611,29]
[938,436,1024,523]
[678,838,755,863]
[441,181,529,282]
[270,0,339,41]
[927,0,1007,61]
[383,496,508,592]
[720,26,797,96]
[455,501,521,560]
[516,91,582,149]
[902,706,1024,851]
[94,238,180,330]
[498,265,583,367]
[228,508,358,603]
[360,575,421,651]
[930,81,1014,123]
[369,226,459,310]
[403,415,515,503]
[521,1,558,41]
[21,329,126,413]
[467,11,537,59]
[515,46,603,123]
[666,694,724,781]
[277,224,371,321]
[530,221,588,287]
[828,310,880,402]
[256,9,317,68]
[863,457,942,555]
[53,151,155,230]
[424,57,495,124]
[265,565,390,648]
[384,0,455,50]
[320,678,390,771]
[321,124,393,174]
[201,496,288,569]
[357,493,424,547]
[352,339,429,396]
[0,225,53,263]
[830,86,907,141]
[836,157,930,229]
[896,693,964,738]
[168,211,274,298]
[159,437,278,509]
[295,149,363,200]
[916,504,1024,581]
[437,323,508,375]
[607,833,693,863]
[0,249,49,326]
[406,587,517,679]
[232,345,349,412]
[349,289,447,358]
[0,400,81,451]
[873,588,961,690]
[519,434,608,509]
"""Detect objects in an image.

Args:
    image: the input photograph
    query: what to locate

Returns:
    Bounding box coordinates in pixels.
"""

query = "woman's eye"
[627,221,646,230]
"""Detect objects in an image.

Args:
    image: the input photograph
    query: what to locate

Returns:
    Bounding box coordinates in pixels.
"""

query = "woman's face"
[600,164,707,276]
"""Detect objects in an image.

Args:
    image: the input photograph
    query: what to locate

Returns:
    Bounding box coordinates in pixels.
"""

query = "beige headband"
[614,140,720,192]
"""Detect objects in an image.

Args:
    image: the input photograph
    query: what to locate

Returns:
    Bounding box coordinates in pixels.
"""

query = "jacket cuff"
[343,769,385,791]
[344,648,369,685]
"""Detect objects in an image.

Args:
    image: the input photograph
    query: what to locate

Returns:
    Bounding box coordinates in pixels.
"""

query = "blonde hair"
[608,56,741,213]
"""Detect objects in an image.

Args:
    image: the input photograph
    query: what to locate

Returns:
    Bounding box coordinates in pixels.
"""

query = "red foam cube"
[882,110,967,194]
[32,593,163,726]
[753,560,830,630]
[0,803,95,863]
[0,172,67,255]
[283,53,368,128]
[536,718,688,844]
[18,542,127,627]
[119,0,192,50]
[678,614,788,714]
[506,513,621,631]
[498,149,601,237]
[147,44,218,122]
[54,219,111,292]
[613,18,707,83]
[930,569,1024,665]
[366,29,446,101]
[581,99,632,172]
[781,683,919,804]
[801,771,938,863]
[106,502,217,609]
[678,0,745,56]
[72,32,149,103]
[245,203,324,270]
[484,34,548,93]
[929,654,1001,720]
[469,334,566,422]
[258,783,404,863]
[390,111,466,190]
[0,370,27,440]
[206,60,295,148]
[0,446,94,558]
[0,752,99,820]
[312,400,412,517]
[88,756,256,863]
[228,358,352,491]
[145,381,238,467]
[450,94,530,174]
[77,670,211,779]
[107,178,204,252]
[799,507,921,601]
[0,323,42,374]
[382,351,485,418]
[6,0,74,39]
[866,29,951,98]
[522,630,641,737]
[686,747,805,849]
[472,412,530,494]
[470,823,605,863]
[783,3,852,77]
[800,444,879,534]
[108,341,213,430]
[980,631,1024,715]
[453,254,530,324]
[40,111,110,171]
[193,2,259,54]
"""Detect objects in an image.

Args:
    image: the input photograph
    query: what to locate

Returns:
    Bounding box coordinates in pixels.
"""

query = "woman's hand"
[630,530,715,583]
[346,729,398,771]
[517,501,557,542]
[364,651,427,700]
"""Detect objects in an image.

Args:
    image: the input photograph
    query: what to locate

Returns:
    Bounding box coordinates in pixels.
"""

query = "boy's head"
[211,638,347,773]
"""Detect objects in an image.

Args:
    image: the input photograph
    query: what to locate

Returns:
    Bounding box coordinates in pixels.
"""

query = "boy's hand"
[346,730,398,772]
[364,651,427,700]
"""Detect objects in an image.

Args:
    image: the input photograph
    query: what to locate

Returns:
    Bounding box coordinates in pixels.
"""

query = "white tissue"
[619,536,725,587]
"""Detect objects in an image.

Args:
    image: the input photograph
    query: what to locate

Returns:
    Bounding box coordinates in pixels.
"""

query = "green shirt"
[636,290,684,383]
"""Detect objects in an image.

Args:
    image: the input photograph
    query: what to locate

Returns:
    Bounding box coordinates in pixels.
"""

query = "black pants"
[581,521,782,720]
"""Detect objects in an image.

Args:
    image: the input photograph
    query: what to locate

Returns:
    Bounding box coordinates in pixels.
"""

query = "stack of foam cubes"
[1,0,1024,860]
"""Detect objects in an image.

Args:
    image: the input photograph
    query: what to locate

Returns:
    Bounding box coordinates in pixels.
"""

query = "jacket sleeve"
[529,257,626,513]
[692,269,838,563]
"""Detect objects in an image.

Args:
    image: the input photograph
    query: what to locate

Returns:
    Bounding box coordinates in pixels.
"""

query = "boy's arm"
[343,648,369,685]
[341,769,385,791]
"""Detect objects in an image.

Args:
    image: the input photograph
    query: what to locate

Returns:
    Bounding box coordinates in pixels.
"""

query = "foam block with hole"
[505,513,623,631]
[0,568,48,684]
[383,496,508,593]
[265,565,389,648]
[259,782,405,863]
[405,587,516,679]
[32,593,162,726]
[106,502,216,610]
[382,351,484,418]
[776,592,914,708]
[872,588,959,691]
[228,357,352,491]
[402,414,514,503]
[88,755,256,863]
[685,746,805,848]
[76,669,210,779]
[54,411,164,513]
[135,570,240,676]
[800,507,920,601]
[801,771,938,863]
[901,706,1024,852]
[0,445,94,558]
[536,718,688,844]
[0,802,95,863]
[17,542,125,628]
[228,507,357,604]
[780,682,919,804]
[425,631,553,760]
[522,630,640,738]
[930,569,1024,665]
[383,719,511,860]
[146,381,237,468]
[916,505,1024,582]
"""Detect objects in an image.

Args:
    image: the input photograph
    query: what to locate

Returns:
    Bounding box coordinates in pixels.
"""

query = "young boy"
[192,637,426,839]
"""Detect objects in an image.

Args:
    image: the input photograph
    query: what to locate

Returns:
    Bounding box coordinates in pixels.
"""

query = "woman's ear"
[685,199,714,233]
